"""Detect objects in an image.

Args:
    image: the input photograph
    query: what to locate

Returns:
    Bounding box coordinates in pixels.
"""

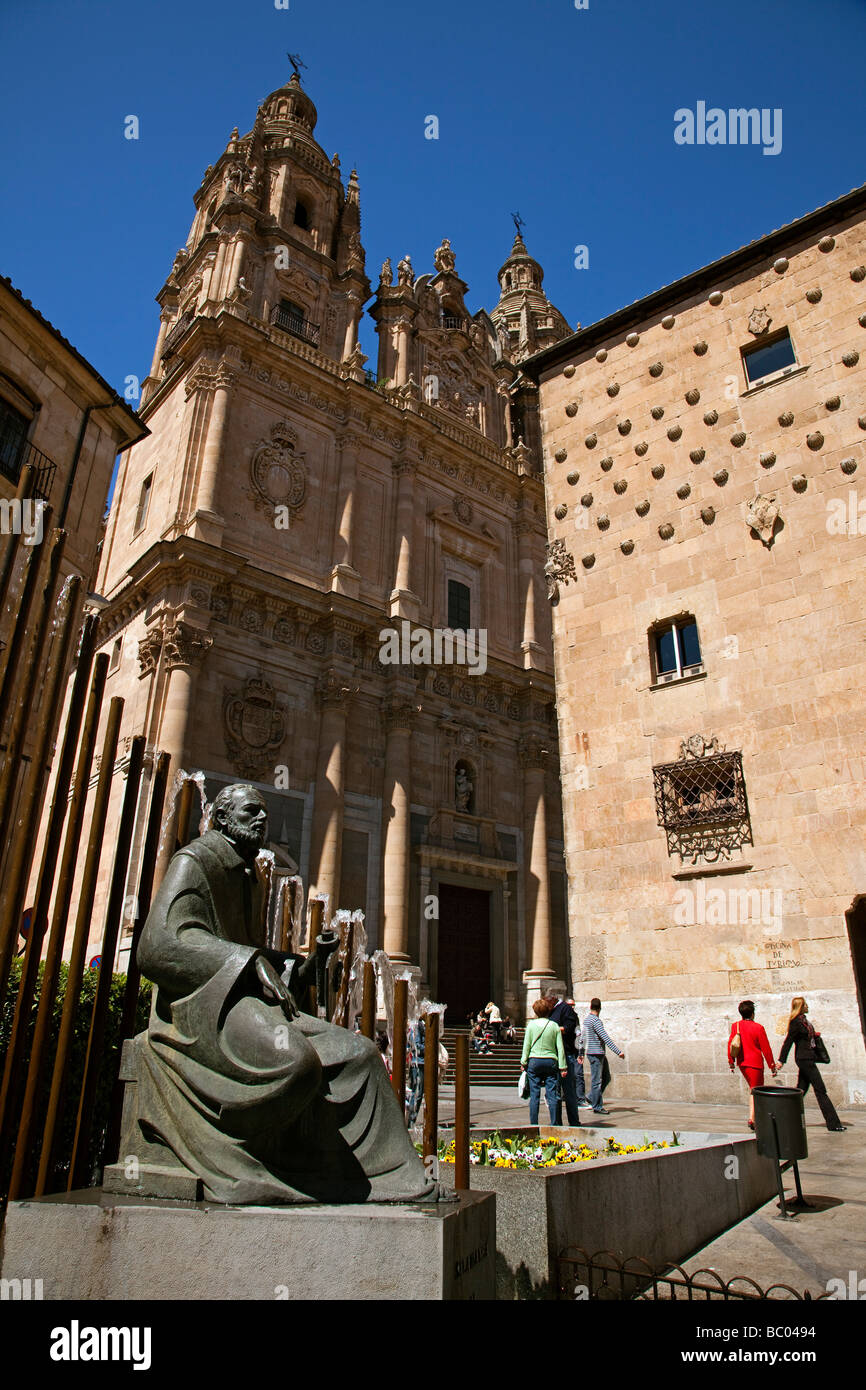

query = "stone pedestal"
[0,1189,494,1301]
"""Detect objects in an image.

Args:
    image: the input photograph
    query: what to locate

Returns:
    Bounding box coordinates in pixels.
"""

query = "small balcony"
[269,305,321,347]
[160,310,194,359]
[441,316,466,332]
[0,433,57,501]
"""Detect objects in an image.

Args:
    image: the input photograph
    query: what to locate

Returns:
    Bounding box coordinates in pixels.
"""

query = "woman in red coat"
[727,1000,777,1128]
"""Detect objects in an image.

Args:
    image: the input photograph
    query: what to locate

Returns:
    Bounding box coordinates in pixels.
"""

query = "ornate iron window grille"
[653,746,752,864]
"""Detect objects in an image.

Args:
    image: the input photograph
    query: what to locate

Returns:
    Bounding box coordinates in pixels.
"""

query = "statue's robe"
[132,829,432,1204]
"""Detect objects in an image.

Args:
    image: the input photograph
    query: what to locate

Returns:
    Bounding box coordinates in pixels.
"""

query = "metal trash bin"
[753,1086,808,1161]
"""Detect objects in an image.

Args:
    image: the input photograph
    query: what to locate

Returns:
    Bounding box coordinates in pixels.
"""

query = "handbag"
[730,1022,743,1061]
[517,1071,530,1100]
[813,1033,830,1065]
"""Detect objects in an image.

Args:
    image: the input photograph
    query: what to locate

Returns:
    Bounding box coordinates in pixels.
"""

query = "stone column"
[515,514,544,670]
[192,363,233,545]
[520,736,558,1002]
[152,619,213,882]
[394,318,410,386]
[308,670,353,916]
[381,698,416,965]
[389,458,420,621]
[342,293,361,359]
[331,435,361,598]
[208,235,230,303]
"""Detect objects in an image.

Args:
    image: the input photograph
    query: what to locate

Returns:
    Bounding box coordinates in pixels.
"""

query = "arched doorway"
[845,895,866,1043]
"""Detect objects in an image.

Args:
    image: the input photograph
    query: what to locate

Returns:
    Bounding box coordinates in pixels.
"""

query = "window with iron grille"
[653,741,752,864]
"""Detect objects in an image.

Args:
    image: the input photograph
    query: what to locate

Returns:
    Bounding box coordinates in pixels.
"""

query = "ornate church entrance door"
[436,883,491,1023]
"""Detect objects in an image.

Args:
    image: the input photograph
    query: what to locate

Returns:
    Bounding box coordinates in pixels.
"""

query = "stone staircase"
[441,1026,525,1089]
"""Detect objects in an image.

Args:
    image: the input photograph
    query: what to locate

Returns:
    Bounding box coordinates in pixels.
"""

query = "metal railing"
[557,1247,830,1301]
[0,435,57,500]
[160,310,194,358]
[269,305,321,347]
[442,316,466,332]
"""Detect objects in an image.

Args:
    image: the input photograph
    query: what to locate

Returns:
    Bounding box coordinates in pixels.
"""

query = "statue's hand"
[255,955,299,1019]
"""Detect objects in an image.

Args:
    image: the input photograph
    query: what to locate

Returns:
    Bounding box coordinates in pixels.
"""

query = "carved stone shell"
[563,364,576,377]
[554,504,568,520]
[685,389,701,406]
[677,483,691,500]
[694,341,708,356]
[690,448,705,464]
[805,288,822,304]
[700,505,716,524]
[760,452,777,468]
[582,554,595,569]
[585,433,598,448]
[651,463,666,479]
[595,348,608,362]
[607,382,620,397]
[613,478,628,494]
[842,350,860,368]
[778,411,794,427]
[713,469,729,485]
[566,401,579,416]
[649,361,664,378]
[731,431,746,447]
[841,457,858,475]
[860,417,866,430]
[555,447,568,461]
[597,513,610,530]
[626,332,640,347]
[658,522,675,540]
[600,456,614,471]
[618,419,632,435]
[774,257,789,274]
[667,425,682,441]
[661,315,675,329]
[567,470,580,485]
[792,475,808,492]
[634,442,649,457]
[581,493,594,507]
[860,314,866,329]
[635,499,650,516]
[806,432,824,451]
[620,539,635,555]
[825,396,841,411]
[818,236,835,253]
[850,266,866,283]
[651,405,665,420]
[703,409,719,426]
[708,291,723,306]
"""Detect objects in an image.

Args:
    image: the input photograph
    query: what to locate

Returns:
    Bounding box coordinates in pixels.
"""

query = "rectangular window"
[134,473,153,535]
[109,637,122,674]
[653,618,702,681]
[0,397,30,484]
[447,579,471,631]
[742,330,797,386]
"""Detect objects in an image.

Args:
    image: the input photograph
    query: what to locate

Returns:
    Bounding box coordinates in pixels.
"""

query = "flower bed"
[436,1131,678,1170]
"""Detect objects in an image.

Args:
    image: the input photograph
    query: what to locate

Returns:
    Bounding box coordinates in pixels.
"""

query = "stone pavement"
[437,1086,863,1298]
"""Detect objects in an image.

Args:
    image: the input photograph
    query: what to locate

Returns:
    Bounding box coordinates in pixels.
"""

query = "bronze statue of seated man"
[111,783,438,1205]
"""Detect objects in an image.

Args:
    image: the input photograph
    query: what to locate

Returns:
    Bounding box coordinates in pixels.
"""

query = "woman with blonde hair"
[779,997,846,1132]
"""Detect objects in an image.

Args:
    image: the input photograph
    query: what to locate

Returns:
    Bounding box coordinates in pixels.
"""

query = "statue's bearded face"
[218,790,268,853]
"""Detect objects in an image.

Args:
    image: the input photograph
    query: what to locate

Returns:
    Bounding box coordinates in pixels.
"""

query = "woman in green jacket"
[520,996,567,1125]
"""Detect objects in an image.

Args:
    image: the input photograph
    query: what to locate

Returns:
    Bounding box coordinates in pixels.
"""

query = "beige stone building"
[526,183,866,1106]
[89,73,572,1018]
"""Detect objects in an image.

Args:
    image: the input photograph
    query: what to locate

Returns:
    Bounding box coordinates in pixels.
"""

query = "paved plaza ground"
[438,1086,863,1298]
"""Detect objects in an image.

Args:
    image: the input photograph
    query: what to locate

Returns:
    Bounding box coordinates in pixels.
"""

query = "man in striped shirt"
[577,998,625,1115]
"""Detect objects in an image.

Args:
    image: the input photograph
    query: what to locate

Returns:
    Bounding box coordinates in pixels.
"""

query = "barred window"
[653,740,752,864]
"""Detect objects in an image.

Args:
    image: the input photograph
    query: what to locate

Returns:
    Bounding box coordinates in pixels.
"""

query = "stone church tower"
[91,72,573,1016]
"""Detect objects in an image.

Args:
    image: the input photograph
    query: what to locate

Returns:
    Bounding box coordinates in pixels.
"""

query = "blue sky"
[1,0,864,397]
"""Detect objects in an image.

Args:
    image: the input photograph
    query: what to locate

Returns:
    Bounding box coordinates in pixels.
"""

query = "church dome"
[260,72,318,136]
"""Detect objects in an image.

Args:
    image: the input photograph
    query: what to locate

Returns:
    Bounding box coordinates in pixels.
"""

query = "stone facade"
[83,74,572,1017]
[526,185,866,1106]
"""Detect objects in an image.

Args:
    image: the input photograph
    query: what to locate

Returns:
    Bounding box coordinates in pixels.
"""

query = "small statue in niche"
[455,764,474,814]
[396,253,414,286]
[379,257,393,287]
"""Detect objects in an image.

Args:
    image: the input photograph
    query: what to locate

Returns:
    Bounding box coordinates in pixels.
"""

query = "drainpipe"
[58,397,118,529]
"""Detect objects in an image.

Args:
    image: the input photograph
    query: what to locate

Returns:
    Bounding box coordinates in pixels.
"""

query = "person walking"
[779,996,846,1132]
[727,1000,777,1129]
[485,1001,502,1043]
[520,997,567,1126]
[578,998,624,1115]
[546,994,590,1125]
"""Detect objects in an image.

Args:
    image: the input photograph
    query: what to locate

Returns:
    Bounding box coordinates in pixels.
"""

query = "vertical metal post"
[0,504,53,715]
[422,1011,440,1168]
[391,978,408,1112]
[361,960,376,1040]
[277,878,296,954]
[454,1032,470,1190]
[68,735,146,1190]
